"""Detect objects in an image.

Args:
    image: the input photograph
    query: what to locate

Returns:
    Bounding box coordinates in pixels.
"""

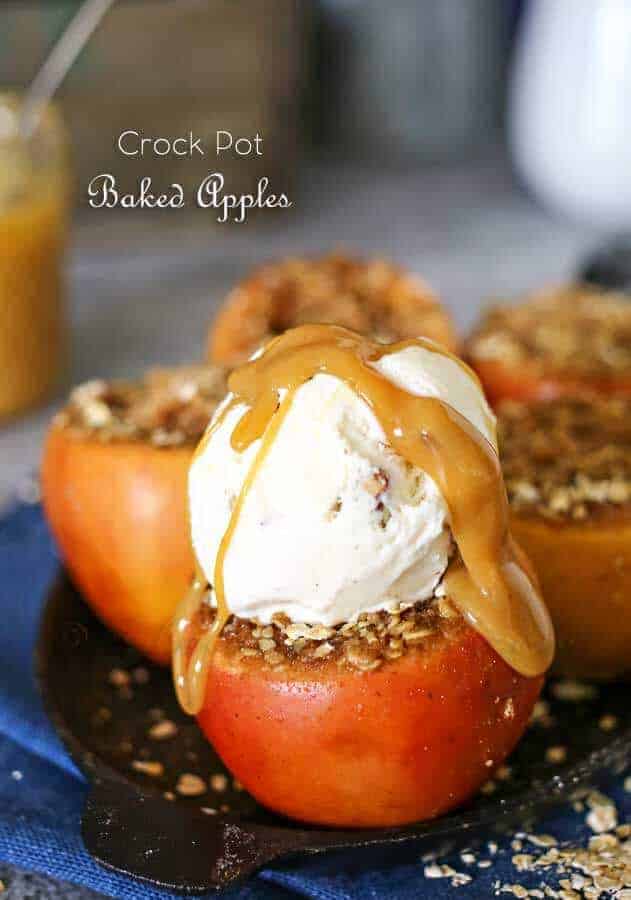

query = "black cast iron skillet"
[36,573,631,894]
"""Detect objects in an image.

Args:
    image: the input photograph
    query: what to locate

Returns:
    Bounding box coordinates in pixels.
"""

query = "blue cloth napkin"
[0,500,628,899]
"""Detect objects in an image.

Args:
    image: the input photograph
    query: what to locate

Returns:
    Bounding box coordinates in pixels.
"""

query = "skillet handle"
[81,778,300,893]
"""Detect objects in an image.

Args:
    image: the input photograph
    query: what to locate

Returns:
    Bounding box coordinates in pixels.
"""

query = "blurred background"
[2,0,631,506]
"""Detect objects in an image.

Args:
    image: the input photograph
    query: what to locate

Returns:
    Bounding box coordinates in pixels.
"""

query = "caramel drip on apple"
[173,324,554,715]
[172,565,207,713]
[172,400,235,714]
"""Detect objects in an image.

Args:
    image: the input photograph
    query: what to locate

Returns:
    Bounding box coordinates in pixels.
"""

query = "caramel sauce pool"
[173,325,554,714]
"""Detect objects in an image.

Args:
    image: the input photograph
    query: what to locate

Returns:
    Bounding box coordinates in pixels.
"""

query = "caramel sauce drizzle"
[173,324,554,715]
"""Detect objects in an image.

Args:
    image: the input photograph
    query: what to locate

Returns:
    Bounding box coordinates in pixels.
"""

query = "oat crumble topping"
[131,760,164,777]
[148,719,178,740]
[198,592,462,672]
[176,773,207,797]
[423,794,631,897]
[551,680,598,703]
[53,364,227,447]
[499,397,631,520]
[247,253,443,341]
[211,252,454,365]
[468,285,631,377]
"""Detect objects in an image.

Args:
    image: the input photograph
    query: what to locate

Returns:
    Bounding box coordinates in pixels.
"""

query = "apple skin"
[470,357,631,407]
[197,621,543,827]
[511,509,631,680]
[41,425,195,664]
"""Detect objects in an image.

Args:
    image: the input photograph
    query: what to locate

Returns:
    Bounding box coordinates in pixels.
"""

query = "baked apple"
[41,365,226,664]
[173,325,553,826]
[466,285,631,406]
[207,252,458,366]
[180,594,542,827]
[500,396,631,680]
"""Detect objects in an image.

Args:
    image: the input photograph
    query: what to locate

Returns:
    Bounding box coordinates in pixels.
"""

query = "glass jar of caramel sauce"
[0,93,70,420]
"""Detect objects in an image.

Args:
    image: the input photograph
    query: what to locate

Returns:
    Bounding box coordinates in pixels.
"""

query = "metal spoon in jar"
[19,0,116,139]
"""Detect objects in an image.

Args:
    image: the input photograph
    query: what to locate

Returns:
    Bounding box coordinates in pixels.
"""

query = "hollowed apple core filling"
[189,589,464,673]
[499,396,631,522]
[53,365,226,448]
[468,285,631,378]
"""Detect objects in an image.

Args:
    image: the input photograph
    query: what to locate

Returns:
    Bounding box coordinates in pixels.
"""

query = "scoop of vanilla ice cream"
[189,343,496,626]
